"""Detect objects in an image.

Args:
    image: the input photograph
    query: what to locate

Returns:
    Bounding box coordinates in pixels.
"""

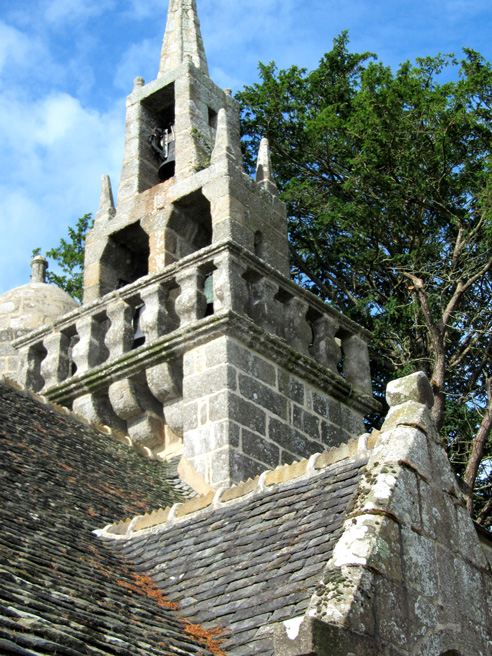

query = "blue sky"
[1,0,491,295]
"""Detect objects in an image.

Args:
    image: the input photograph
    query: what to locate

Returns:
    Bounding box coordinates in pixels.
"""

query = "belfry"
[14,0,379,487]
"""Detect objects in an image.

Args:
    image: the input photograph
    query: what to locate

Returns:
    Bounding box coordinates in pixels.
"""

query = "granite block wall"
[183,335,365,487]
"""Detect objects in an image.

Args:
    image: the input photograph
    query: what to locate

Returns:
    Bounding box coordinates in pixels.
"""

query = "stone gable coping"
[100,431,376,540]
[0,375,154,459]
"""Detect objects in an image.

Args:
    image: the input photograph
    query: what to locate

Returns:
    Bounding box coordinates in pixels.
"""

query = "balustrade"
[105,300,135,358]
[72,316,104,374]
[283,296,311,355]
[17,344,46,393]
[140,283,175,341]
[247,274,279,335]
[41,333,71,389]
[310,316,342,374]
[212,251,248,315]
[13,243,373,400]
[175,268,207,325]
[340,334,372,396]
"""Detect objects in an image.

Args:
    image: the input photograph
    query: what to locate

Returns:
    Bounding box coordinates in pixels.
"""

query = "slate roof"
[0,380,216,656]
[109,455,367,656]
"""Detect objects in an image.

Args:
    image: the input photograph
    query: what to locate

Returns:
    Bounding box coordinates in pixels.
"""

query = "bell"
[158,139,176,181]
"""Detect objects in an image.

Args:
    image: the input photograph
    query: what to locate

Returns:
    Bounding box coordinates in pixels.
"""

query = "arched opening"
[165,190,212,264]
[139,83,176,191]
[99,222,150,296]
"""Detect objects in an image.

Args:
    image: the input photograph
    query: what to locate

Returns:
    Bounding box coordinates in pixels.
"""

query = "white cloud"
[125,0,166,20]
[0,89,125,294]
[0,22,32,75]
[42,0,116,26]
[113,38,161,91]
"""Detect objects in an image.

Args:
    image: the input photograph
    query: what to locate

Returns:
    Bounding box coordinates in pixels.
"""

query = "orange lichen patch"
[58,462,75,472]
[183,620,226,656]
[116,574,179,610]
[87,508,96,517]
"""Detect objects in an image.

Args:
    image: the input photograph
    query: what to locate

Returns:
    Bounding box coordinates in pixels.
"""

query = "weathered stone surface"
[386,371,434,408]
[371,424,432,480]
[0,261,77,380]
[381,400,438,441]
[274,616,379,656]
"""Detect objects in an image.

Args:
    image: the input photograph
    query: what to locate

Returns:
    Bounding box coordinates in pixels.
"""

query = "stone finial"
[133,77,145,90]
[256,138,278,196]
[386,371,435,409]
[211,108,240,163]
[97,175,116,220]
[159,0,209,77]
[30,256,48,283]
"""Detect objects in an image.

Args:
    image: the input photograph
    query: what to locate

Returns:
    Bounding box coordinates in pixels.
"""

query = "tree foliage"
[33,214,93,303]
[237,34,492,525]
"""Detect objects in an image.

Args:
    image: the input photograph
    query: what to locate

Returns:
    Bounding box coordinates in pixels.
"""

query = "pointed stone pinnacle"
[97,175,115,219]
[256,138,278,196]
[211,108,241,163]
[159,0,209,77]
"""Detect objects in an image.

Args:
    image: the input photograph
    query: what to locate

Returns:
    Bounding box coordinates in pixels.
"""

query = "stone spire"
[159,0,209,77]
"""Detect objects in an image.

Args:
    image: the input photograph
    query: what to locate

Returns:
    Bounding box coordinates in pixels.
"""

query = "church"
[0,1,491,654]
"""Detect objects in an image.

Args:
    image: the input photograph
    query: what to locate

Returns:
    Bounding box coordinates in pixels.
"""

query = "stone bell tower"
[14,0,380,487]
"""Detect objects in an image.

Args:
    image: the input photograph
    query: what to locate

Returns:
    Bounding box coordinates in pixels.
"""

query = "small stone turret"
[14,0,380,487]
[30,256,48,283]
[0,258,78,381]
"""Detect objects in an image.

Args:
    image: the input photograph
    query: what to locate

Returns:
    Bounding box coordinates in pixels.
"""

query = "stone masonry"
[274,373,492,656]
[0,257,77,379]
[13,0,380,488]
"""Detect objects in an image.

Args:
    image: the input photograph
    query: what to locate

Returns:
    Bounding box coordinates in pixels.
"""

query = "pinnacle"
[256,138,278,196]
[211,108,242,164]
[96,175,115,221]
[159,0,209,77]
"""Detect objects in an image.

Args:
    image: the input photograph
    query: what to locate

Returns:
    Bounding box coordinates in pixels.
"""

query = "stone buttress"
[13,0,380,487]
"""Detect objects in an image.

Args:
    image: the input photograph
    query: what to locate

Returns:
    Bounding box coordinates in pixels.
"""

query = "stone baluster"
[249,276,279,335]
[341,334,373,395]
[17,344,45,393]
[310,316,342,373]
[105,300,134,359]
[40,333,71,389]
[175,267,207,326]
[283,297,312,355]
[212,251,249,315]
[139,284,173,342]
[72,316,103,374]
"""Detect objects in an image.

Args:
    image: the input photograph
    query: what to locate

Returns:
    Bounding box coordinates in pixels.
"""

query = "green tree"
[237,34,492,525]
[33,214,93,303]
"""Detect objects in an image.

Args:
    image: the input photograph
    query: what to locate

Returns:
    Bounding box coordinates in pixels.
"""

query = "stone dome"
[0,257,78,380]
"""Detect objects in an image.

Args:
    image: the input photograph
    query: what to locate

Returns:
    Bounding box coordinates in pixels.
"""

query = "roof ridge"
[100,431,379,540]
[0,375,154,459]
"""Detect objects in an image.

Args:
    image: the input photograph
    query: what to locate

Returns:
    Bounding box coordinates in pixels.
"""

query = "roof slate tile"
[109,452,367,655]
[0,381,216,656]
